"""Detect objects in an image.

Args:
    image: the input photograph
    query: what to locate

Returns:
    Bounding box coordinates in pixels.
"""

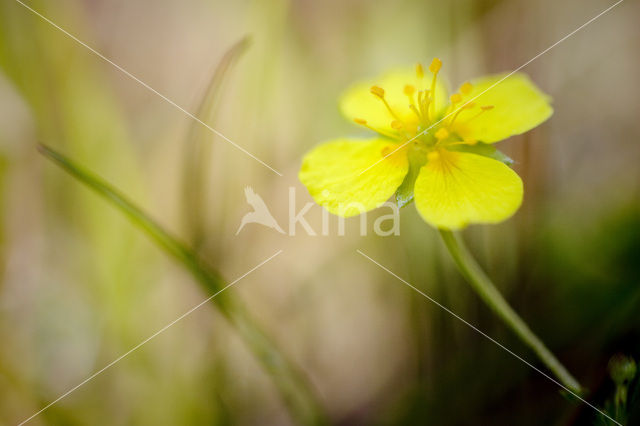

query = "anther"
[391,120,404,130]
[354,118,367,125]
[429,58,442,74]
[404,84,416,96]
[370,85,385,98]
[427,151,440,162]
[416,63,424,79]
[450,93,462,104]
[481,105,494,111]
[435,128,449,140]
[460,82,473,95]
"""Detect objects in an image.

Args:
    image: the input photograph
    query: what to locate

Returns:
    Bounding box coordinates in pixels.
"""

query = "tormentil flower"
[299,59,553,229]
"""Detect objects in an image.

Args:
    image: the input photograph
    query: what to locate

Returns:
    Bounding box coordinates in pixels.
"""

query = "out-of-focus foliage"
[0,0,638,424]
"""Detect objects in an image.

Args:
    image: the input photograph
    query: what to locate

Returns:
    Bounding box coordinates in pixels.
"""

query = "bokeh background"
[1,0,639,424]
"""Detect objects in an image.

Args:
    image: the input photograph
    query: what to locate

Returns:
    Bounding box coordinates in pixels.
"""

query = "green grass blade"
[38,143,224,293]
[38,143,326,425]
[183,37,251,247]
[194,37,251,126]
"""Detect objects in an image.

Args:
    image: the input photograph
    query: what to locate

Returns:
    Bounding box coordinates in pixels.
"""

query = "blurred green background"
[0,0,639,424]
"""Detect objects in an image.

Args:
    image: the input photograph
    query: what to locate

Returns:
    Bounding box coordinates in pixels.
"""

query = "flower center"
[353,58,496,154]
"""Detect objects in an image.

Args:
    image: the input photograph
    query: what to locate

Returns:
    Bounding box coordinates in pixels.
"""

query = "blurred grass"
[0,0,639,424]
[182,36,251,250]
[37,143,324,424]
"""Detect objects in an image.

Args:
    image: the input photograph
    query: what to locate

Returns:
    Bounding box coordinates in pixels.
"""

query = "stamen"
[417,90,423,105]
[417,90,430,121]
[460,82,473,95]
[448,101,476,127]
[354,118,398,139]
[370,85,404,123]
[445,93,464,119]
[427,150,440,162]
[370,85,385,98]
[465,105,495,124]
[428,58,442,120]
[416,63,424,79]
[409,104,422,121]
[404,85,421,120]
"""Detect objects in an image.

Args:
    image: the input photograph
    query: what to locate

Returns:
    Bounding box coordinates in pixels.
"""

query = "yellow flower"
[299,59,552,229]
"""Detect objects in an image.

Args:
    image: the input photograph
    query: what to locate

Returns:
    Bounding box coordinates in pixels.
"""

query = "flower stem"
[439,229,582,394]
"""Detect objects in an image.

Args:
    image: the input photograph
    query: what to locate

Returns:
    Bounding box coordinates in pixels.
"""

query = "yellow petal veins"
[414,151,523,229]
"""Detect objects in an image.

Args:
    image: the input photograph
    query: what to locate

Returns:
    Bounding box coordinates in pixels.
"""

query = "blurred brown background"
[0,0,639,424]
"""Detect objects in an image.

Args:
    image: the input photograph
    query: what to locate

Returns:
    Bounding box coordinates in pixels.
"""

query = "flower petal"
[451,73,552,143]
[340,68,449,132]
[414,151,523,229]
[299,138,409,217]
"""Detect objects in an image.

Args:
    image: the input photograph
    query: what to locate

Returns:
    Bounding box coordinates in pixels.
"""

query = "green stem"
[439,229,582,394]
[38,144,326,425]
